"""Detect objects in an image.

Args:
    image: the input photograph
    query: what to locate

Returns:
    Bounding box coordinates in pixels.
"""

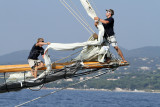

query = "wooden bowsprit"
[0,61,129,73]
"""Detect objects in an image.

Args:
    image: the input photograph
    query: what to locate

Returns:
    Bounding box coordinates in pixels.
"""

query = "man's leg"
[32,67,37,78]
[109,36,127,63]
[28,59,36,77]
[31,69,34,77]
[114,46,127,63]
[37,62,44,69]
[34,62,44,78]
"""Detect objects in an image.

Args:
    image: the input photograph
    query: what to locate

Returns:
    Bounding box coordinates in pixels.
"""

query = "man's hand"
[47,42,51,45]
[94,22,99,28]
[94,17,99,20]
[94,22,99,26]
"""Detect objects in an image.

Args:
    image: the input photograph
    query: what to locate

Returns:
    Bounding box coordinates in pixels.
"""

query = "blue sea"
[0,89,160,107]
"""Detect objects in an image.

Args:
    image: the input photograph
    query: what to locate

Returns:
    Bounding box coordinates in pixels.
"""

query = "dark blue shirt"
[102,17,115,37]
[28,44,44,60]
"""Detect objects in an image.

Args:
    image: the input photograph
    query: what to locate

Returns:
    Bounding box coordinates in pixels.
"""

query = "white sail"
[80,0,97,20]
[80,0,106,46]
[37,42,88,79]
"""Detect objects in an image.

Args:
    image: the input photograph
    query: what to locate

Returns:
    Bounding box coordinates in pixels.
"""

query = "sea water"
[0,89,160,107]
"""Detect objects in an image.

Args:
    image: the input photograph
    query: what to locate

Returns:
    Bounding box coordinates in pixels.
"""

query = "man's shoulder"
[31,44,44,50]
[32,43,36,47]
[30,44,36,49]
[108,17,114,20]
[106,17,114,23]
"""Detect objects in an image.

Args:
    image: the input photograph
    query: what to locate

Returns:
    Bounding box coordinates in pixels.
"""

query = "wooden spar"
[0,61,129,73]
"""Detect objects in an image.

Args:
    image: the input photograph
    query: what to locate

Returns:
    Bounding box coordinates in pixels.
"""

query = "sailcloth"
[38,42,88,79]
[80,0,105,46]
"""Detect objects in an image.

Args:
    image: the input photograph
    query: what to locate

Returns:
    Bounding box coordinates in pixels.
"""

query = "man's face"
[40,39,44,43]
[106,11,111,17]
[39,39,44,47]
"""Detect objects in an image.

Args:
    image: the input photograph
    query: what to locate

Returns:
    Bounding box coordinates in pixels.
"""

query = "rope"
[63,0,95,33]
[15,68,115,107]
[59,0,92,34]
[90,0,103,18]
[3,73,9,92]
[68,0,95,33]
[69,0,89,25]
[52,44,89,64]
[54,49,82,63]
[67,68,101,78]
[59,0,95,34]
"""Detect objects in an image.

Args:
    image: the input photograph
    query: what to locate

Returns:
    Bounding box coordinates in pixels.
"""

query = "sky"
[0,0,160,56]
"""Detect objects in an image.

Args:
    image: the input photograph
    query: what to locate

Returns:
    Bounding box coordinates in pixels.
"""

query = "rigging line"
[52,45,89,64]
[54,49,82,63]
[28,70,47,91]
[68,0,95,33]
[68,0,89,25]
[59,0,92,35]
[3,73,9,92]
[89,0,103,18]
[62,0,95,33]
[15,68,114,107]
[67,68,101,78]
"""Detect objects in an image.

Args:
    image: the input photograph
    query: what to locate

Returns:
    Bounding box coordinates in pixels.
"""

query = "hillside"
[0,46,160,65]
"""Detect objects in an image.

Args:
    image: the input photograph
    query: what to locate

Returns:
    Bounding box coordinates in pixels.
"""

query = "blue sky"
[0,0,160,55]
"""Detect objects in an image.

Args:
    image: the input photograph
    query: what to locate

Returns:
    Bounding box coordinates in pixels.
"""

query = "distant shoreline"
[40,87,160,93]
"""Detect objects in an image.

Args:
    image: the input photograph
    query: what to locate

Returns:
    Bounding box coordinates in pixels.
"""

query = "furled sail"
[38,34,108,79]
[38,42,88,79]
[80,0,106,46]
[80,0,97,20]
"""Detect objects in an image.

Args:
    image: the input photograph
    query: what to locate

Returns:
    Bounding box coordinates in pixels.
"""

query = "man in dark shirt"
[28,38,50,78]
[94,9,127,63]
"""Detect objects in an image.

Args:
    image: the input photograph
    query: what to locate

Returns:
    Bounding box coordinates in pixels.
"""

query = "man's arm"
[94,17,109,24]
[36,42,51,46]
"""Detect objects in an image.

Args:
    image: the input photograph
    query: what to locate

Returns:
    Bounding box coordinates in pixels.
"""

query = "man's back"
[28,44,44,60]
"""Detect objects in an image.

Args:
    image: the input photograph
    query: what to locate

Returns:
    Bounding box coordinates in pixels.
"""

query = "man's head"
[106,9,114,17]
[37,38,44,43]
[37,38,44,47]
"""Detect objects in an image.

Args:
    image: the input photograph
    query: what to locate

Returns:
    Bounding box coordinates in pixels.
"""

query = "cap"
[106,9,114,16]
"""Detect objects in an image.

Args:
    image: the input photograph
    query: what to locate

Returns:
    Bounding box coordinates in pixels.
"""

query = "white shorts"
[28,59,42,69]
[107,36,118,47]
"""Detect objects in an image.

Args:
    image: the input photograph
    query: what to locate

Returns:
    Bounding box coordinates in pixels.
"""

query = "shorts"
[107,35,118,47]
[28,59,42,69]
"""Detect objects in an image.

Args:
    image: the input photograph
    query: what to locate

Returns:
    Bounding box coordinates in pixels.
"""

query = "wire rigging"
[59,0,95,34]
[68,0,95,33]
[90,0,103,18]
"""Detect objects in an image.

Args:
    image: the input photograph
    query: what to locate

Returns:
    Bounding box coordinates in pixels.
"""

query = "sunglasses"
[107,11,111,13]
[41,41,44,42]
